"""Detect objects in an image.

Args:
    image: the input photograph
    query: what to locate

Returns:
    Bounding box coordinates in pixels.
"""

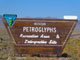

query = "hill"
[0,15,4,27]
[74,20,80,32]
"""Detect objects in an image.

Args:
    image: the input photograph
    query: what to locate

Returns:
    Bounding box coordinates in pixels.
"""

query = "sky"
[0,0,80,20]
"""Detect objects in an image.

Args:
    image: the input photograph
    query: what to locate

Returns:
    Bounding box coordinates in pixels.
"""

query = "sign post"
[3,15,78,55]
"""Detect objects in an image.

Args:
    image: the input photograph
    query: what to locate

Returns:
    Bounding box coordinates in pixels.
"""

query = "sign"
[3,15,77,55]
[3,14,17,26]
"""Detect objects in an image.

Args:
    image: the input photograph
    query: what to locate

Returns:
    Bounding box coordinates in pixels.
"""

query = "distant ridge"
[0,15,4,27]
[74,20,80,32]
[25,16,57,19]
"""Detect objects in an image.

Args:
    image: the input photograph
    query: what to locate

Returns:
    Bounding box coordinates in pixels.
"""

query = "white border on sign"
[8,20,76,46]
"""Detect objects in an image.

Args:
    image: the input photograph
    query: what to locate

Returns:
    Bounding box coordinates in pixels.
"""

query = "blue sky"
[0,0,80,20]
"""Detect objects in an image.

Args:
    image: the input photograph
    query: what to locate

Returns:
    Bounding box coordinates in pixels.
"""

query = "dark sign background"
[3,18,77,55]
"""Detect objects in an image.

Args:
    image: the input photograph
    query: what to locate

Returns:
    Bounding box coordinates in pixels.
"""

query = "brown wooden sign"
[3,17,77,55]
